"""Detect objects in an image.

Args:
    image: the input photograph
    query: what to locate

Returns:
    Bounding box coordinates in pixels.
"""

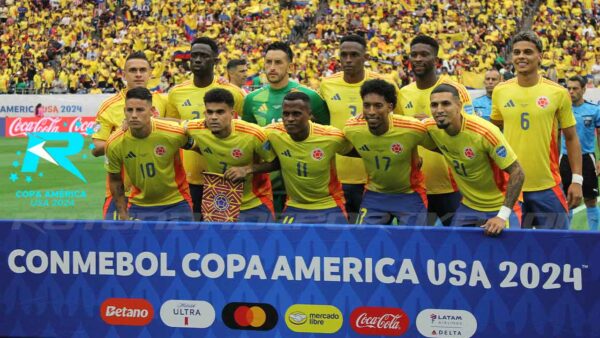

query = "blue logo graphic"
[21,132,87,183]
[496,145,507,158]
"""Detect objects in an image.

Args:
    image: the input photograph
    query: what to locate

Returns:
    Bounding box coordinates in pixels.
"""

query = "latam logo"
[160,300,215,328]
[415,309,477,338]
[222,302,278,331]
[350,306,409,336]
[100,298,153,326]
[285,304,343,334]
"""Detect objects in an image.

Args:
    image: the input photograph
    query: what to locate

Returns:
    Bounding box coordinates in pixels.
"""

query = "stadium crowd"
[0,0,599,94]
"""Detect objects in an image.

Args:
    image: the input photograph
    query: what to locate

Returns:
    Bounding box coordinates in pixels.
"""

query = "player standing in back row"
[491,31,582,229]
[398,35,473,226]
[166,37,245,220]
[319,34,402,222]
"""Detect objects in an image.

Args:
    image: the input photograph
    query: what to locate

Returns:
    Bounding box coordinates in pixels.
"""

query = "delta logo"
[285,304,343,334]
[416,309,477,338]
[222,302,278,331]
[100,298,153,326]
[159,300,215,329]
[350,306,409,336]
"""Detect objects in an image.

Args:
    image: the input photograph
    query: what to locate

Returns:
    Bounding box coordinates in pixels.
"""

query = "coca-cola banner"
[0,220,598,337]
[0,94,109,117]
[5,116,97,137]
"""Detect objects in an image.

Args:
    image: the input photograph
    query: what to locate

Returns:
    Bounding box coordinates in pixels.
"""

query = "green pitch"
[0,137,593,229]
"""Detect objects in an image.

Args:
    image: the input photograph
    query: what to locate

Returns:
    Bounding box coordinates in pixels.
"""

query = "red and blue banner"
[0,220,598,337]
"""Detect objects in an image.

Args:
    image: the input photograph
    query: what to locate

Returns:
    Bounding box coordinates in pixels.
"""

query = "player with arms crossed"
[426,84,525,235]
[319,34,402,222]
[166,37,245,220]
[186,88,277,222]
[91,51,167,219]
[265,92,353,224]
[105,88,194,221]
[560,75,600,230]
[398,35,474,226]
[491,31,583,229]
[344,79,429,225]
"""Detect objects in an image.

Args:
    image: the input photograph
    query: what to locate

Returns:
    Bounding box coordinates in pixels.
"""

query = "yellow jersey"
[187,119,275,211]
[424,114,518,212]
[491,77,576,191]
[92,90,167,198]
[265,122,353,210]
[398,76,473,194]
[166,79,245,185]
[344,114,428,195]
[319,70,402,185]
[105,119,191,207]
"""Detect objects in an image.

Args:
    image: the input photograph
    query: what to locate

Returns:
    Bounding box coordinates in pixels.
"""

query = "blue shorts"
[103,196,128,220]
[281,206,348,224]
[357,190,427,225]
[128,200,193,222]
[522,186,569,229]
[238,204,275,223]
[451,203,521,228]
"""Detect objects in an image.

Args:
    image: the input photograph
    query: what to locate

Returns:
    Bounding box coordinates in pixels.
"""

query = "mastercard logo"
[222,302,278,331]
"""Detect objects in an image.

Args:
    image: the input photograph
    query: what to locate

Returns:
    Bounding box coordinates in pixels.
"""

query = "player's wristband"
[572,174,584,185]
[497,206,512,221]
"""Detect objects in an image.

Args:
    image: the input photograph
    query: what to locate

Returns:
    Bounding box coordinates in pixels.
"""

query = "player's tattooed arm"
[108,173,129,220]
[224,158,281,183]
[503,160,525,209]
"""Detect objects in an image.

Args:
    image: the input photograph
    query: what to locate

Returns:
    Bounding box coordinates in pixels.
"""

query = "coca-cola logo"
[350,306,409,336]
[6,117,96,137]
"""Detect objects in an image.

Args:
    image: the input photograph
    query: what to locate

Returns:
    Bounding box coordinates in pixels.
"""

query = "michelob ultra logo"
[285,304,343,334]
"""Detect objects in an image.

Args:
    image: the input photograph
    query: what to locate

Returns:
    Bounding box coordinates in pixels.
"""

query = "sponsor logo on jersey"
[125,151,136,159]
[154,145,166,156]
[390,143,404,154]
[312,148,324,161]
[405,102,414,109]
[100,298,153,326]
[331,93,341,101]
[416,309,477,338]
[359,144,370,151]
[203,147,213,154]
[504,100,516,108]
[496,145,507,158]
[281,149,292,157]
[285,304,343,334]
[182,99,192,107]
[536,96,550,109]
[350,306,409,336]
[160,300,215,328]
[231,148,244,159]
[222,302,278,331]
[464,147,476,159]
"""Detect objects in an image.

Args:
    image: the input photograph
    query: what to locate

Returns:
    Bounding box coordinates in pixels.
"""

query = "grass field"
[0,137,593,229]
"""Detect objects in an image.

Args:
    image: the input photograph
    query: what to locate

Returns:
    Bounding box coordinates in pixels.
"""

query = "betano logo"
[285,304,343,334]
[22,132,87,182]
[160,299,215,328]
[222,302,278,331]
[100,298,154,326]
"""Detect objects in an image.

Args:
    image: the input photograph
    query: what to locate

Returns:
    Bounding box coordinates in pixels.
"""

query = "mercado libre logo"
[9,131,96,208]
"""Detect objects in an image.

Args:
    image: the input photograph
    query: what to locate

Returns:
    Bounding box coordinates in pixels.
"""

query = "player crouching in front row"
[425,84,525,236]
[105,87,195,221]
